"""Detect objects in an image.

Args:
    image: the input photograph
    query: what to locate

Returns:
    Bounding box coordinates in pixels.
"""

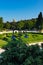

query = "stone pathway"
[0,48,5,54]
[26,42,43,46]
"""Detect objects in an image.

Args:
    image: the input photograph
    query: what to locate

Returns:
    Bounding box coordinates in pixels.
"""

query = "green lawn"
[0,33,12,48]
[0,33,43,48]
[0,40,8,48]
[21,33,43,43]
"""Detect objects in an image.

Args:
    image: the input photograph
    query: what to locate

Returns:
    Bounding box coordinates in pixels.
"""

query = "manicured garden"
[0,37,43,65]
[0,32,43,65]
[21,33,43,43]
[0,32,43,48]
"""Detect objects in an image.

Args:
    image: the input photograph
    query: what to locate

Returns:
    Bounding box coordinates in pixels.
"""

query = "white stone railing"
[0,30,39,34]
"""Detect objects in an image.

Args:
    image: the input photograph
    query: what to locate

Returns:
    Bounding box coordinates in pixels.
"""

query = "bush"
[0,39,43,65]
[2,37,8,41]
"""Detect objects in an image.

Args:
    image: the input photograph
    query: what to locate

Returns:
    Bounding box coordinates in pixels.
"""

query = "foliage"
[10,20,16,30]
[5,21,11,29]
[36,12,43,30]
[0,17,3,30]
[0,12,43,30]
[17,20,24,30]
[0,39,43,65]
[0,33,43,48]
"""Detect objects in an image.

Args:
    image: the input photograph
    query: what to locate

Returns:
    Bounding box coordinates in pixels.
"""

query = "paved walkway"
[26,42,43,46]
[0,48,5,54]
[0,31,13,34]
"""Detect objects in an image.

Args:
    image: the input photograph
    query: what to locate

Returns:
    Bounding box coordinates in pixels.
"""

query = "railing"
[0,30,39,34]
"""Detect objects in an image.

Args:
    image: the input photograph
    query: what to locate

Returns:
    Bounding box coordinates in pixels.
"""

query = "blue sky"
[0,0,43,22]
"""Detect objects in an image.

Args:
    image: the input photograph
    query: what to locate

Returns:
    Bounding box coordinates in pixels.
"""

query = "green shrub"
[0,40,43,65]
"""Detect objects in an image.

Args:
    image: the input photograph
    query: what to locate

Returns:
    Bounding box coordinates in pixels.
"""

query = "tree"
[36,12,43,30]
[41,17,43,29]
[0,17,3,30]
[24,20,29,30]
[5,21,11,29]
[10,19,16,30]
[17,20,24,30]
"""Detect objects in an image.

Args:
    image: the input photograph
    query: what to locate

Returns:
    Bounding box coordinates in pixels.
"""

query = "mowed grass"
[0,40,8,48]
[0,33,43,47]
[21,33,43,43]
[0,33,12,48]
